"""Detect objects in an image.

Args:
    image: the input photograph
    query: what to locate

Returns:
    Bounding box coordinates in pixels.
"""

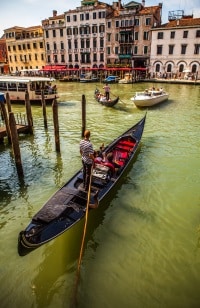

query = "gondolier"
[103,83,110,100]
[80,130,94,191]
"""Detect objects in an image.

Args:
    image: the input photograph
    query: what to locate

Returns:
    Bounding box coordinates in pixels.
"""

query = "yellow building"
[4,25,46,74]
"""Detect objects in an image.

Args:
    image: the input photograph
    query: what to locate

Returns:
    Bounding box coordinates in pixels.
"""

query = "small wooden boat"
[94,88,119,107]
[131,88,169,108]
[18,114,146,256]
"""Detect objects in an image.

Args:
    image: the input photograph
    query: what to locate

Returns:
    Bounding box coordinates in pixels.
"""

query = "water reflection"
[0,81,200,308]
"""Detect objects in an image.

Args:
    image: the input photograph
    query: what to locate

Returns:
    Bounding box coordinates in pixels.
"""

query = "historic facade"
[2,0,199,78]
[4,25,46,74]
[149,16,200,78]
[41,1,162,70]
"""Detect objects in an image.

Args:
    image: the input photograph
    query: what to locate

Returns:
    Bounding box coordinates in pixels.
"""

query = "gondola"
[18,114,146,256]
[94,88,119,107]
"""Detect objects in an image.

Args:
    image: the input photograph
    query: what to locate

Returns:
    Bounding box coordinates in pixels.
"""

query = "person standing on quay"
[80,130,94,191]
[103,83,110,100]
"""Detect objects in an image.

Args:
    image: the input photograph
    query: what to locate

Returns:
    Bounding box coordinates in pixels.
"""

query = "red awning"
[40,65,67,71]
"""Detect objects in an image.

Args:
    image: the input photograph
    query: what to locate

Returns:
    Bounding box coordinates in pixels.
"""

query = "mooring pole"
[6,92,12,113]
[25,90,33,134]
[0,100,11,143]
[52,97,60,152]
[9,112,24,177]
[41,90,47,129]
[81,94,86,137]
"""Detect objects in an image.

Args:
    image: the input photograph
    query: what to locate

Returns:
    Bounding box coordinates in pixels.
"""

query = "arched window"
[167,64,172,72]
[179,64,184,72]
[192,64,197,73]
[155,63,160,72]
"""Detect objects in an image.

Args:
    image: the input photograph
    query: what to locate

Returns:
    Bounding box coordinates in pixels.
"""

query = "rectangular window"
[66,16,70,22]
[100,53,104,61]
[107,33,111,42]
[85,13,89,20]
[115,47,118,54]
[107,47,111,55]
[60,29,63,37]
[143,46,148,54]
[61,54,65,62]
[143,31,149,40]
[33,43,37,49]
[169,45,174,54]
[134,46,138,54]
[69,54,72,62]
[157,32,163,39]
[93,12,96,19]
[183,31,188,38]
[93,53,97,61]
[181,44,187,54]
[135,32,138,40]
[115,21,119,28]
[157,45,162,55]
[194,44,200,54]
[45,30,49,38]
[134,19,139,26]
[146,18,151,26]
[107,21,111,28]
[170,31,175,39]
[61,41,64,49]
[40,42,43,48]
[73,15,77,22]
[75,53,78,62]
[53,30,56,38]
[18,45,21,51]
[80,14,84,21]
[196,30,200,37]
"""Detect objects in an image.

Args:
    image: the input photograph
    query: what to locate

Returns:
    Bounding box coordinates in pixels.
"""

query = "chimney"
[53,10,57,17]
[142,0,145,7]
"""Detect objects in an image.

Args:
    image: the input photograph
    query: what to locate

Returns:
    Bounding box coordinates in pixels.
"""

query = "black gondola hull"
[18,114,146,256]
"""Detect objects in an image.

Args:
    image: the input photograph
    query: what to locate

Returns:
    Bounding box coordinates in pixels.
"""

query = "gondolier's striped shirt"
[80,139,94,164]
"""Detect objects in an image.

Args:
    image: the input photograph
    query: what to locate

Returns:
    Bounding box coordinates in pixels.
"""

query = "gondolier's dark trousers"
[105,91,110,100]
[82,160,92,191]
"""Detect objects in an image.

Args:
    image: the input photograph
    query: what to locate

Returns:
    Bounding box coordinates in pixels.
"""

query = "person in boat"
[100,94,107,102]
[102,152,120,176]
[103,83,110,100]
[80,130,94,191]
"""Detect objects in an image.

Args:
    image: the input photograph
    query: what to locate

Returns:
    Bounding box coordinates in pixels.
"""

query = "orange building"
[0,35,9,74]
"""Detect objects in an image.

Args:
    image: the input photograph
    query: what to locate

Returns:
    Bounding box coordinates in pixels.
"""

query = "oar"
[71,165,94,307]
[110,91,126,105]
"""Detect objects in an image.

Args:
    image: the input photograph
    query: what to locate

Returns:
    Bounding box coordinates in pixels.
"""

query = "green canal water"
[0,81,200,308]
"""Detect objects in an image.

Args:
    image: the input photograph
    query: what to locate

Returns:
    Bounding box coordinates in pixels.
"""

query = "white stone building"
[149,16,200,79]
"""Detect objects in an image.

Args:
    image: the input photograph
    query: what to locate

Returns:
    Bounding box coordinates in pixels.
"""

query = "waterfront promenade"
[142,77,200,85]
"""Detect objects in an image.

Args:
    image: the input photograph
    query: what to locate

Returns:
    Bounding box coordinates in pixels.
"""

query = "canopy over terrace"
[40,65,67,72]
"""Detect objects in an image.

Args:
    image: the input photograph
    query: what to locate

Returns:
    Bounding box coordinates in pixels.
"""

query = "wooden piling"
[41,90,48,129]
[0,100,11,143]
[25,90,33,134]
[52,97,60,152]
[81,94,86,137]
[6,92,12,113]
[9,112,24,177]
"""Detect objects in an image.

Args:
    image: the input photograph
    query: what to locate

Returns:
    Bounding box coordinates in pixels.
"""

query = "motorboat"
[131,88,169,107]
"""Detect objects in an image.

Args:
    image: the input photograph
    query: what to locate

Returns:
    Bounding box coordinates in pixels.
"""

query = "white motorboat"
[131,88,169,107]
